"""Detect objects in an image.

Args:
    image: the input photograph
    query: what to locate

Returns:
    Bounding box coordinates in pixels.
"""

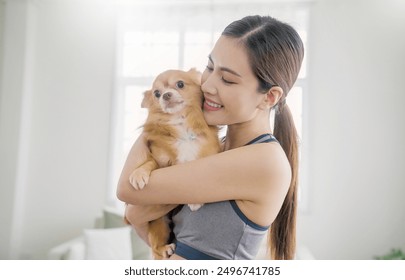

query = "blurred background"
[1,0,404,260]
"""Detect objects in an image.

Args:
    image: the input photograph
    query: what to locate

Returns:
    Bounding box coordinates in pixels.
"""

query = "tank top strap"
[244,133,278,145]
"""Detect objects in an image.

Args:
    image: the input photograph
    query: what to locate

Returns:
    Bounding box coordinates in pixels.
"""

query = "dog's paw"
[188,203,203,211]
[129,168,150,190]
[164,243,176,258]
[153,243,176,260]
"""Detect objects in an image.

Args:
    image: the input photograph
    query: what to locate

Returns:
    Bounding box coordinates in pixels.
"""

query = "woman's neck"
[223,115,271,151]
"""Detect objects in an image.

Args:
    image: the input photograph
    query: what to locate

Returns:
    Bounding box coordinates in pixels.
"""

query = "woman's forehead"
[210,36,253,77]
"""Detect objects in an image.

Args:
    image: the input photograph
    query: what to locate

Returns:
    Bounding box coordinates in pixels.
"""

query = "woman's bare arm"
[117,134,175,233]
[125,204,178,246]
[117,140,291,208]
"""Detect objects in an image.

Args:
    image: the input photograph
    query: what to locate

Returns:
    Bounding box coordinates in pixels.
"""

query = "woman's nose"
[201,74,217,96]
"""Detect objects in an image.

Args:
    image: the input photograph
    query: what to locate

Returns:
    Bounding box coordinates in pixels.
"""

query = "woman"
[117,15,304,260]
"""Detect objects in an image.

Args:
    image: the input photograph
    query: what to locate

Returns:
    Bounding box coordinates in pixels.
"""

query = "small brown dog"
[129,68,220,259]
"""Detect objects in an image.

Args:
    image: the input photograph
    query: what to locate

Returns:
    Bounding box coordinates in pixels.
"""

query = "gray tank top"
[172,133,278,260]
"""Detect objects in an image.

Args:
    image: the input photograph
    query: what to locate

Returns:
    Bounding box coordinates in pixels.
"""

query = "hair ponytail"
[270,103,299,260]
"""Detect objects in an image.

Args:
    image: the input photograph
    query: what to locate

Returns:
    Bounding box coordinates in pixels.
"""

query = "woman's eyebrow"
[208,55,242,77]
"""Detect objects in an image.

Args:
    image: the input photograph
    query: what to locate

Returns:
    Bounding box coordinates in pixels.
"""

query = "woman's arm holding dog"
[117,136,291,215]
[121,133,149,174]
[125,204,178,246]
[118,134,176,238]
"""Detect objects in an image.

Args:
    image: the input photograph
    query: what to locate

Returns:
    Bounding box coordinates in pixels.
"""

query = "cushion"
[102,207,151,260]
[84,227,133,260]
[103,206,127,228]
[65,241,86,260]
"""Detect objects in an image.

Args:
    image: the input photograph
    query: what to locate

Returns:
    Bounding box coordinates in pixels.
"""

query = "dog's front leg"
[129,158,158,190]
[148,216,175,260]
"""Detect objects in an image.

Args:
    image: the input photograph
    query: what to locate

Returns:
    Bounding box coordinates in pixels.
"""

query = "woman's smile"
[203,98,223,111]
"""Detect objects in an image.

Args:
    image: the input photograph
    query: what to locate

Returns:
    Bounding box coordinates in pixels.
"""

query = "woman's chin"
[203,111,220,126]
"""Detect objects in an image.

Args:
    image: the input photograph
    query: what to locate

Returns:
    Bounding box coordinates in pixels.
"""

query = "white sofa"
[47,207,151,260]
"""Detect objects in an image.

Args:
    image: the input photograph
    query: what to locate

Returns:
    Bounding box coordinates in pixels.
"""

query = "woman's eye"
[154,90,161,98]
[176,81,184,89]
[221,77,235,85]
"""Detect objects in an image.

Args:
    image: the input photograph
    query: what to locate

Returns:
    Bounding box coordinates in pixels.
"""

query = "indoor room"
[1,0,404,260]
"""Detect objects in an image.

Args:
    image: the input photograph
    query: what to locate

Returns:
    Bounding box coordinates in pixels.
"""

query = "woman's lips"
[204,98,223,111]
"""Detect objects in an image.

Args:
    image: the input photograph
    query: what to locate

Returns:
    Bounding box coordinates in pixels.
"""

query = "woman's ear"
[258,86,284,110]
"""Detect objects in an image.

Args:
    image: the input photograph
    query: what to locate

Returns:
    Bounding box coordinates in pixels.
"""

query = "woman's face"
[201,36,265,126]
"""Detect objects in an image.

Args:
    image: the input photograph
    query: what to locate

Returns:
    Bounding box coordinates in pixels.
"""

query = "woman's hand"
[125,204,178,245]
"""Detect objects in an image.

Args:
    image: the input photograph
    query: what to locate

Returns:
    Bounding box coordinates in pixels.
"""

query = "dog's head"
[141,68,202,114]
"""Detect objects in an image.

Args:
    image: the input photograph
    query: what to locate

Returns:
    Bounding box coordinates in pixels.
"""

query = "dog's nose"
[162,92,172,101]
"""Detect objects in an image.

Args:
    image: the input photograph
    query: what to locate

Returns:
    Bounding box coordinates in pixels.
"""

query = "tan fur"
[129,68,220,259]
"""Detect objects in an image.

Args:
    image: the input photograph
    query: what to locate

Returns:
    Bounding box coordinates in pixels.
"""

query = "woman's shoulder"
[224,141,288,169]
[250,142,290,180]
[220,142,291,189]
[232,143,292,225]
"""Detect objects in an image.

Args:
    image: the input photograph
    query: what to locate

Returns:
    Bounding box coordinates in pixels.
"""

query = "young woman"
[117,15,304,260]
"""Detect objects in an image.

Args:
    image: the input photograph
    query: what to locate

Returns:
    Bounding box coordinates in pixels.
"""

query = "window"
[109,0,310,212]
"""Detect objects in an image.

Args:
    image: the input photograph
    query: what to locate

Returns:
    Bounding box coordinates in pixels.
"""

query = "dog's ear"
[141,90,152,108]
[187,68,202,85]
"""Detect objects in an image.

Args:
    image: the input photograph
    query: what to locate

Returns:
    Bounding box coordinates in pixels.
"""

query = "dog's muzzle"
[163,92,172,101]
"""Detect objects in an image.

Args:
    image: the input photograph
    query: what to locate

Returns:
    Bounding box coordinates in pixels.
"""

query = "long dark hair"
[222,15,304,260]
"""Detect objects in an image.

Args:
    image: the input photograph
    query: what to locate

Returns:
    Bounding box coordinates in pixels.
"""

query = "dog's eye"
[176,81,184,89]
[153,90,161,98]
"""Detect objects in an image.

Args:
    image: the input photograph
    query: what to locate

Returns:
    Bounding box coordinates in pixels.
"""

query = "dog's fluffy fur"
[129,68,220,259]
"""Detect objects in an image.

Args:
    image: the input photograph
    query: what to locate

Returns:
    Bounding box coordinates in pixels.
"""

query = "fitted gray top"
[172,133,278,260]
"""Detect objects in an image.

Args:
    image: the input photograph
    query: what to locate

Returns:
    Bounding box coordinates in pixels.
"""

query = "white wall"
[0,0,33,259]
[0,0,116,259]
[297,0,405,259]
